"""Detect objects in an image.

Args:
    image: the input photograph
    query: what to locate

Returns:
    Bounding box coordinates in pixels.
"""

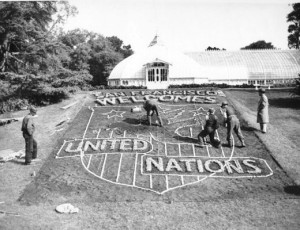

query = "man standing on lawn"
[220,101,246,147]
[143,99,163,127]
[257,88,269,133]
[21,106,38,165]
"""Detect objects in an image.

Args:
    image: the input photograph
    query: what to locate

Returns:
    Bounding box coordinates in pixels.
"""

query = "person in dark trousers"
[143,99,163,127]
[21,106,38,165]
[220,101,246,147]
[198,108,221,148]
[257,88,269,133]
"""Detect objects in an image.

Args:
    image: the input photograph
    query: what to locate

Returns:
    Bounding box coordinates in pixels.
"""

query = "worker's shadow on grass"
[284,185,300,196]
[123,117,163,127]
[241,126,258,132]
[173,135,199,144]
[239,120,259,132]
[221,143,231,148]
[221,143,244,149]
[123,117,144,125]
[269,97,300,110]
[9,159,26,165]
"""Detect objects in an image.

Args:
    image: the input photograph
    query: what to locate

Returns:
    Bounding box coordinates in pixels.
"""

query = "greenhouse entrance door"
[145,59,170,89]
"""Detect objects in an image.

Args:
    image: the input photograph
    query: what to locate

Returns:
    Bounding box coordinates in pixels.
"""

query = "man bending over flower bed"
[143,99,163,127]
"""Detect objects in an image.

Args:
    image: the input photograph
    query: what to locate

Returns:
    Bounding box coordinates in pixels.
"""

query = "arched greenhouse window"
[145,61,169,82]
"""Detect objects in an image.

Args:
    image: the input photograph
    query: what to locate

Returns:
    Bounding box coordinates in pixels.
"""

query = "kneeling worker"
[220,101,246,147]
[198,108,221,148]
[143,99,163,127]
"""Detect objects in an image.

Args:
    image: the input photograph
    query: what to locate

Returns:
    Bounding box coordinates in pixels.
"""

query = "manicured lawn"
[1,89,300,229]
[226,89,300,149]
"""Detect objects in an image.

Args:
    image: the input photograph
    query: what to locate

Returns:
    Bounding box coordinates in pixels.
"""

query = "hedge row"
[1,72,297,114]
[93,85,147,90]
[0,70,93,114]
[88,82,296,91]
[169,83,296,89]
[169,83,254,89]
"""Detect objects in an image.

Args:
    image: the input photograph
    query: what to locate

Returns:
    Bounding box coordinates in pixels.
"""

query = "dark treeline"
[0,1,133,113]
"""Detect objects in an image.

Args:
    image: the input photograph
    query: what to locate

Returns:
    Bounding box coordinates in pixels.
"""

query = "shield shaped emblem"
[56,105,273,195]
[80,135,213,194]
[79,134,273,194]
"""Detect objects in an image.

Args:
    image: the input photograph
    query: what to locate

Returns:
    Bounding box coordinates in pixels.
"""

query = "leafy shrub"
[0,70,94,114]
[51,70,93,90]
[93,85,106,90]
[104,85,147,90]
[30,86,71,105]
[0,98,29,113]
[289,74,300,96]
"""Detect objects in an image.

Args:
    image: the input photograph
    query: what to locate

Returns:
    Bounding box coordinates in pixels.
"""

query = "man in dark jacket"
[143,99,163,127]
[220,101,246,147]
[198,108,221,148]
[21,106,38,165]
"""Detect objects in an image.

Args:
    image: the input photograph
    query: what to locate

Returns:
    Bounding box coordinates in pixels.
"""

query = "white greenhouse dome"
[108,35,300,88]
[108,35,208,89]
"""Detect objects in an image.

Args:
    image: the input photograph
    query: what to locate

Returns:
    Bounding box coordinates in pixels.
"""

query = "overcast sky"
[65,0,296,52]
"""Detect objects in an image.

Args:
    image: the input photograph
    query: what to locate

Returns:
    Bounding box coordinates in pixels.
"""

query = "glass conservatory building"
[186,49,300,86]
[108,36,300,89]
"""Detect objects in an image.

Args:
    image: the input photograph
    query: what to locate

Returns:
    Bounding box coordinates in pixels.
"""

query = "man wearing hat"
[220,101,246,147]
[198,108,220,148]
[21,106,38,165]
[257,88,269,133]
[143,99,163,127]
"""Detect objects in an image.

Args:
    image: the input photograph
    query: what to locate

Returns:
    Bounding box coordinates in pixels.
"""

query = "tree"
[107,36,123,52]
[0,1,77,73]
[58,31,131,85]
[58,29,88,48]
[68,43,91,71]
[88,36,123,85]
[107,36,133,58]
[241,40,276,50]
[122,44,133,58]
[58,29,92,71]
[287,3,300,49]
[292,73,300,96]
[205,46,226,51]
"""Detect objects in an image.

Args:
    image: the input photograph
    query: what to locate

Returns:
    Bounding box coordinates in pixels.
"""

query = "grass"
[225,89,300,150]
[0,93,87,203]
[1,89,300,229]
